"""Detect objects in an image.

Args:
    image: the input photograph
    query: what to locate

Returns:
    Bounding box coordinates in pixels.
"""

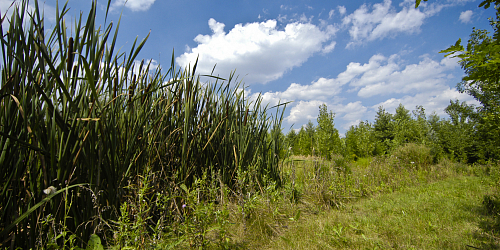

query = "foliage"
[0,0,286,248]
[439,6,500,160]
[315,104,341,160]
[432,101,478,162]
[296,125,313,156]
[373,106,394,153]
[285,129,298,155]
[344,121,377,160]
[390,143,433,169]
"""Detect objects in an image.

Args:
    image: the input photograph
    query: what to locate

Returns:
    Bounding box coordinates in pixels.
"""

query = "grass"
[265,175,496,249]
[1,1,499,249]
[177,151,495,249]
[0,0,286,248]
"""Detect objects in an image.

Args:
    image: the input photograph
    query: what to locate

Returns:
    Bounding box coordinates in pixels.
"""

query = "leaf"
[86,234,104,250]
[439,38,464,57]
[415,0,428,8]
[180,183,188,193]
[415,0,421,8]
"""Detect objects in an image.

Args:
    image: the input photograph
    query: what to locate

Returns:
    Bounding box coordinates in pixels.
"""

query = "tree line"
[284,0,500,164]
[284,99,497,164]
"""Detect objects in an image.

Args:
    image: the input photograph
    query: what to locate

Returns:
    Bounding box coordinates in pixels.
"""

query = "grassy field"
[2,1,500,249]
[185,149,499,250]
[265,175,497,249]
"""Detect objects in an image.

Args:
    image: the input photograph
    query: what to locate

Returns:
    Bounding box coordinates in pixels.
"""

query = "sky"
[0,0,497,134]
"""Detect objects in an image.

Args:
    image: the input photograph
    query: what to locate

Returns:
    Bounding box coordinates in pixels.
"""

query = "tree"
[393,103,411,122]
[315,104,341,159]
[344,121,376,160]
[412,105,431,144]
[285,129,298,155]
[392,104,426,147]
[373,106,394,153]
[444,100,478,162]
[438,6,500,160]
[296,126,312,156]
[427,101,478,162]
[305,120,315,146]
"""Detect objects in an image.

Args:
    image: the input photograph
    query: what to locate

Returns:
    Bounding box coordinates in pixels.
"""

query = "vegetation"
[0,0,499,249]
[0,0,285,248]
[266,174,496,249]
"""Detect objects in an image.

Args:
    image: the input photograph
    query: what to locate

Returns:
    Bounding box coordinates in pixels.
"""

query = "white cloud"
[348,54,459,98]
[459,10,473,23]
[373,88,478,117]
[334,101,368,130]
[328,9,335,19]
[284,77,344,101]
[342,0,427,47]
[111,0,156,12]
[287,100,326,123]
[338,6,347,15]
[322,41,336,53]
[286,100,369,130]
[177,18,336,84]
[255,50,474,133]
[280,5,290,10]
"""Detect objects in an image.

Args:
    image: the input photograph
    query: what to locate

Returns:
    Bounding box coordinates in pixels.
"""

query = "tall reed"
[0,0,286,248]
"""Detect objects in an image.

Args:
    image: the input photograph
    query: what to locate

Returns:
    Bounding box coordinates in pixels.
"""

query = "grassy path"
[265,175,495,249]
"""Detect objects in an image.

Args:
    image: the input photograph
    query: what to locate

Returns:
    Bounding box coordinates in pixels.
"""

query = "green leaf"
[86,234,104,250]
[180,183,188,193]
[439,38,464,57]
[415,0,428,8]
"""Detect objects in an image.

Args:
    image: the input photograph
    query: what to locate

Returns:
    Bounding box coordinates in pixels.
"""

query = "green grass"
[265,175,496,249]
[2,1,499,249]
[0,0,286,248]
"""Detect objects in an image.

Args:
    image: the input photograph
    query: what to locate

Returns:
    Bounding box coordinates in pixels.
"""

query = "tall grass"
[0,0,286,248]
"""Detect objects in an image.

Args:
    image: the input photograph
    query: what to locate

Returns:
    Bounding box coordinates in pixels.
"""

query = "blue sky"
[1,0,496,134]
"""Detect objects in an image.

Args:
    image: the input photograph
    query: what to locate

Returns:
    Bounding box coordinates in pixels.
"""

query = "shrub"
[391,143,433,169]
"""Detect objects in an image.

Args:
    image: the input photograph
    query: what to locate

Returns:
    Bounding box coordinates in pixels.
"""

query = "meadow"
[1,1,500,249]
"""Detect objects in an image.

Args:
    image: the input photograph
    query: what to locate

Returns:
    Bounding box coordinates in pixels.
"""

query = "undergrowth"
[96,143,494,249]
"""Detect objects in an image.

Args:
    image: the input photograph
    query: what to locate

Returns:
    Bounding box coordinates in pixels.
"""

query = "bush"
[391,143,433,169]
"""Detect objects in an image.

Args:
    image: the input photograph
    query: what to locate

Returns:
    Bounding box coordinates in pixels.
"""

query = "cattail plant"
[0,0,287,248]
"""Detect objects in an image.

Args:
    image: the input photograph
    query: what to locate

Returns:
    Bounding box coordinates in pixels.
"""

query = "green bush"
[391,143,433,169]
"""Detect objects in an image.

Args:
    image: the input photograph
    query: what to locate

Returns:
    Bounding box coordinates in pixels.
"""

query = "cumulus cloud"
[111,0,156,12]
[333,101,368,130]
[285,100,369,130]
[256,51,472,132]
[459,10,473,23]
[373,88,478,117]
[338,6,347,15]
[176,18,337,84]
[342,0,428,47]
[287,100,326,123]
[345,54,460,98]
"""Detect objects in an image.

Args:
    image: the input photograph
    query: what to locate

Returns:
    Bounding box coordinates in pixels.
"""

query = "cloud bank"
[176,18,337,84]
[342,0,434,47]
[250,52,476,130]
